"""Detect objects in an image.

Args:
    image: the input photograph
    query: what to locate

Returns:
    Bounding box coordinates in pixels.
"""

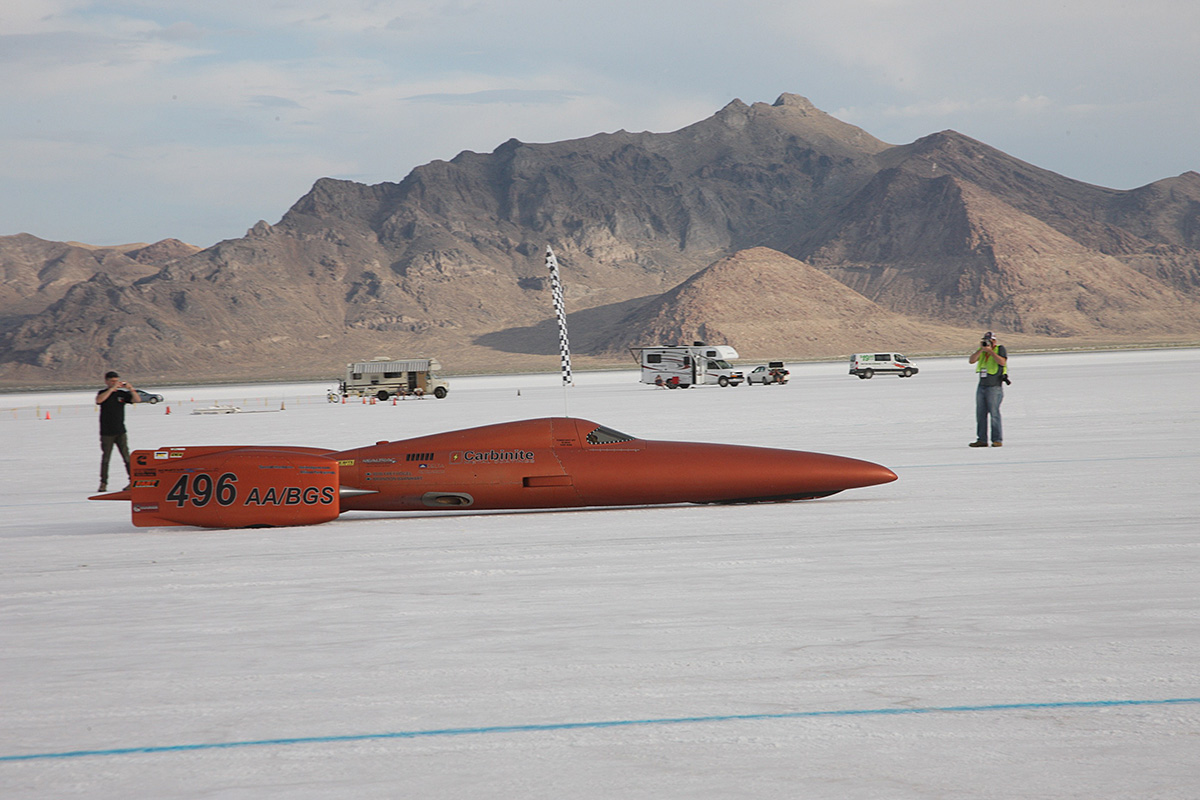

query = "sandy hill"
[596,247,972,358]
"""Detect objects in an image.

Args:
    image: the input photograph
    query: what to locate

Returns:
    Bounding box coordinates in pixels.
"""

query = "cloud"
[403,89,580,106]
[250,95,306,109]
[2,0,1199,245]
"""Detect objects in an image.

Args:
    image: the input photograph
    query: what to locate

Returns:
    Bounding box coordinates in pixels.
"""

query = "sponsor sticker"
[450,449,535,464]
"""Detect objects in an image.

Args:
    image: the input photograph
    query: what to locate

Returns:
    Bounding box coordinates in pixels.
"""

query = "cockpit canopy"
[585,425,636,445]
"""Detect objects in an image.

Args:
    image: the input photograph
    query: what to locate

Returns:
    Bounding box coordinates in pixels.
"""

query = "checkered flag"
[545,245,573,387]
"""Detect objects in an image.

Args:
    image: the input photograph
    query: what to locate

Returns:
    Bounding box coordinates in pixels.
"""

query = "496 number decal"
[164,473,336,508]
[166,473,238,507]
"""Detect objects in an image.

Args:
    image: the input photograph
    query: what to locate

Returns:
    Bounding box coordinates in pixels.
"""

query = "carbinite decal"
[450,449,535,464]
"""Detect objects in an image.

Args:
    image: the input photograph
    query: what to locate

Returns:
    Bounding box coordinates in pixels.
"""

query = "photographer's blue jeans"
[976,384,1004,443]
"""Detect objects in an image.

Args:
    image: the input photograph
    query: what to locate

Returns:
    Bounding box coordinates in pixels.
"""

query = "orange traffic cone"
[165,405,171,415]
[44,411,50,420]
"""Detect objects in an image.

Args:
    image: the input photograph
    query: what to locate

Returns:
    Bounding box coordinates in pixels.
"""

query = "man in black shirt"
[95,370,140,491]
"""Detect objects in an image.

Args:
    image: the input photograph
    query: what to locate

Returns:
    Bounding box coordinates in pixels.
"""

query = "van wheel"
[718,376,729,387]
[376,390,390,401]
[901,368,912,377]
[861,369,873,379]
[433,386,448,399]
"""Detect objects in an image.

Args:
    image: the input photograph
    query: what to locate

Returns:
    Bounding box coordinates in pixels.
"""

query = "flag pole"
[545,245,573,413]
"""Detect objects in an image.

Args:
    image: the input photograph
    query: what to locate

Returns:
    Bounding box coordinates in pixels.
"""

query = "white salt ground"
[1,349,1198,799]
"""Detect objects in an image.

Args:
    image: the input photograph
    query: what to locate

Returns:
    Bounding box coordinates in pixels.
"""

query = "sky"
[2,0,1199,248]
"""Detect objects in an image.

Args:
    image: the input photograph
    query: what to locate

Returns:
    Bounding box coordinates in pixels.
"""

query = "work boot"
[98,482,107,492]
[968,441,987,448]
[991,441,1003,447]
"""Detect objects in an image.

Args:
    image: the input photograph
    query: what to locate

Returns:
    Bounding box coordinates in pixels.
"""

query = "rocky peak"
[771,93,819,112]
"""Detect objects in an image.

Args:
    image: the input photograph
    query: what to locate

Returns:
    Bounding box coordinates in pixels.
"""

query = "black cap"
[982,331,994,340]
[105,371,120,379]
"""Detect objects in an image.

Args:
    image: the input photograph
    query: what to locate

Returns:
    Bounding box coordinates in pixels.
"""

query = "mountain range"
[2,93,1198,388]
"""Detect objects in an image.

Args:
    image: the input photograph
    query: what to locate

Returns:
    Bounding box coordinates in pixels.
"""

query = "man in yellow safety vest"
[968,331,1007,447]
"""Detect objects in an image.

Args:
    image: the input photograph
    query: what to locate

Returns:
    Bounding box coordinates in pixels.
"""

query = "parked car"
[747,362,790,385]
[134,389,164,404]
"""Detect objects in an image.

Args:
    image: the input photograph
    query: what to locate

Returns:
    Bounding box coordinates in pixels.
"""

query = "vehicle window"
[683,356,692,367]
[647,353,662,364]
[896,355,909,363]
[586,425,635,445]
[875,354,890,361]
[712,360,732,368]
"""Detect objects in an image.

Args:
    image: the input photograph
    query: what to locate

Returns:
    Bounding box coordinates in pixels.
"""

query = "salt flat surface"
[2,350,1198,799]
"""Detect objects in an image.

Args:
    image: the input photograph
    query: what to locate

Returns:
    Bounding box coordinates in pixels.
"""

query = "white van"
[849,353,919,379]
